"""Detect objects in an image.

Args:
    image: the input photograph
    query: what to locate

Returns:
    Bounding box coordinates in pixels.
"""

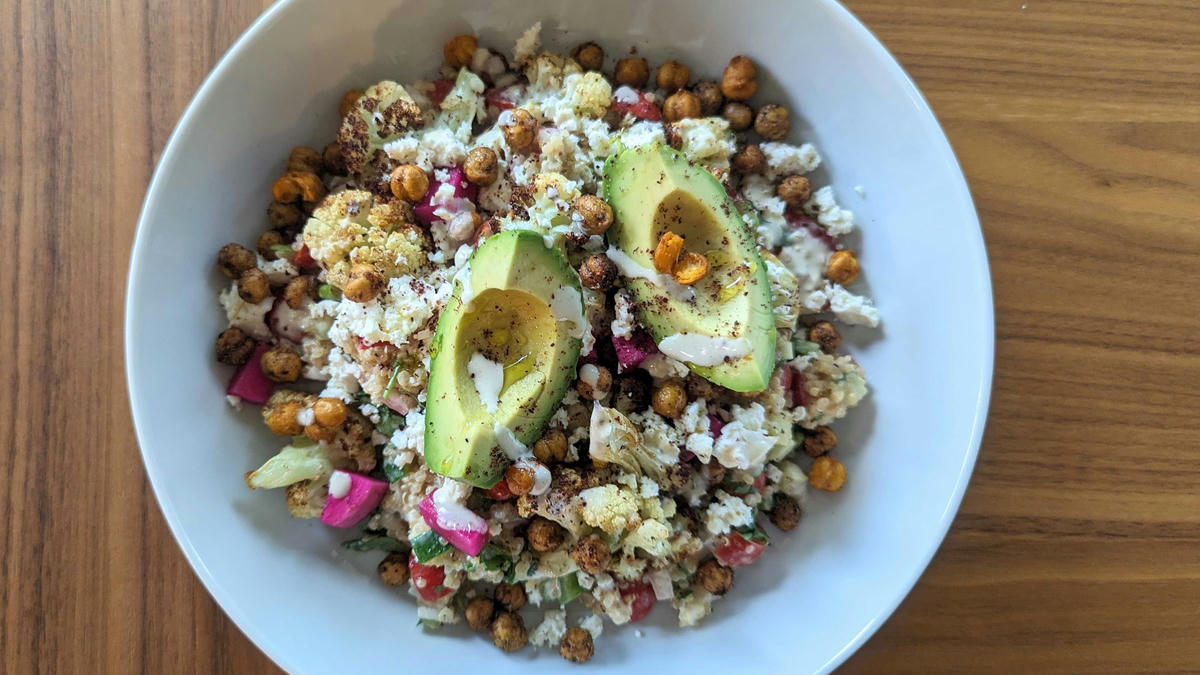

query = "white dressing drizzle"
[658,333,753,366]
[468,353,504,413]
[549,286,586,339]
[604,246,694,300]
[493,422,529,460]
[431,479,481,530]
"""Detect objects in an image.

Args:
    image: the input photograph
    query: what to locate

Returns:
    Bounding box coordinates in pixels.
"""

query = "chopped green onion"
[340,533,407,553]
[317,283,342,301]
[381,361,403,400]
[794,340,822,356]
[411,530,451,563]
[558,573,583,608]
[416,618,442,631]
[271,244,296,259]
[478,543,513,572]
[734,523,770,545]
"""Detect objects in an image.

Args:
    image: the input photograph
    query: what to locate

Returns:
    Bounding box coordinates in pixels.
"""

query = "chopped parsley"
[340,533,407,553]
[411,530,451,562]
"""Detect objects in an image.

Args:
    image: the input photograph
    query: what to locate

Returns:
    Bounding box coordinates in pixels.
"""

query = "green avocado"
[424,230,585,487]
[603,143,776,392]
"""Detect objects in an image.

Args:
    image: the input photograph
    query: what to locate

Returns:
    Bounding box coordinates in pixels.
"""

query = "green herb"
[340,533,407,553]
[411,530,451,563]
[383,459,407,483]
[271,244,296,260]
[317,283,342,301]
[376,405,406,437]
[526,557,539,577]
[735,523,770,545]
[417,618,442,631]
[381,361,403,400]
[478,543,513,572]
[723,480,755,496]
[558,573,583,608]
[794,340,822,356]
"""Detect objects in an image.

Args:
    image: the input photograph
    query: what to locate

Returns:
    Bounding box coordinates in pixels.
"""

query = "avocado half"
[424,230,584,487]
[603,143,776,392]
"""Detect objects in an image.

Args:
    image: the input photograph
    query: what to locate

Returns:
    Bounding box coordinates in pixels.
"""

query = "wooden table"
[3,0,1198,672]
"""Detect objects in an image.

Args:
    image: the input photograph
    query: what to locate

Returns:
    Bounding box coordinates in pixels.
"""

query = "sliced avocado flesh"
[424,230,584,487]
[603,143,776,392]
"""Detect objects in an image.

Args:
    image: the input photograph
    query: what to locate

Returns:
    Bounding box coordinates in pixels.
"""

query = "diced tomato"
[753,473,767,492]
[291,244,317,270]
[784,209,838,250]
[486,480,513,501]
[610,91,662,122]
[484,87,516,111]
[707,414,725,440]
[790,368,809,408]
[713,531,767,567]
[408,554,453,602]
[430,78,455,106]
[620,581,656,623]
[355,337,392,351]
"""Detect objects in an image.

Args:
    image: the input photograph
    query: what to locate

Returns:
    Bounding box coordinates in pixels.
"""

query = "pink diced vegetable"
[784,209,838,250]
[613,331,658,372]
[708,414,725,439]
[320,471,388,528]
[226,343,274,405]
[418,491,490,556]
[414,165,478,226]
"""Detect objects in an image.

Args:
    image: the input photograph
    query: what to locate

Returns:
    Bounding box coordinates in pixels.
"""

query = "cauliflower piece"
[760,248,801,329]
[219,282,273,340]
[245,440,330,490]
[624,519,672,557]
[704,490,755,536]
[517,468,589,535]
[512,22,542,66]
[671,117,736,169]
[530,610,568,648]
[673,589,714,627]
[776,460,809,500]
[337,80,424,174]
[434,68,486,142]
[589,403,676,486]
[579,484,641,534]
[302,190,427,288]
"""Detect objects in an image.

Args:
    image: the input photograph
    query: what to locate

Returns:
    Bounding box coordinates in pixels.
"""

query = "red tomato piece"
[486,480,513,501]
[790,368,810,408]
[355,337,391,351]
[430,78,455,106]
[291,244,316,270]
[484,87,516,111]
[620,581,657,623]
[408,554,453,602]
[610,92,662,122]
[713,531,767,567]
[753,473,767,492]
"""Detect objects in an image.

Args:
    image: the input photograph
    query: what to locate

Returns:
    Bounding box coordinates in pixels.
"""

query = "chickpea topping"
[653,231,685,273]
[721,55,758,100]
[272,171,325,204]
[559,627,595,664]
[731,144,767,175]
[579,254,618,291]
[287,146,323,174]
[322,142,344,175]
[693,80,724,115]
[527,516,567,553]
[722,101,754,131]
[267,200,303,229]
[256,230,285,259]
[613,372,651,415]
[663,90,702,122]
[283,275,317,309]
[463,147,499,185]
[505,463,536,496]
[237,268,270,304]
[217,243,257,278]
[808,455,847,492]
[376,552,409,587]
[305,422,337,442]
[672,251,710,285]
[656,60,690,91]
[215,327,256,366]
[260,344,302,383]
[571,42,604,71]
[343,263,385,303]
[754,103,791,141]
[576,364,613,401]
[614,56,649,87]
[312,397,348,428]
[696,558,734,595]
[532,428,568,464]
[803,425,838,457]
[807,320,841,353]
[704,460,727,486]
[652,379,688,419]
[464,596,495,632]
[443,34,478,68]
[778,174,813,207]
[389,164,429,202]
[825,250,860,285]
[491,611,528,653]
[570,535,612,576]
[338,88,364,118]
[571,194,614,235]
[770,493,802,531]
[265,400,305,436]
[500,108,537,152]
[494,582,527,612]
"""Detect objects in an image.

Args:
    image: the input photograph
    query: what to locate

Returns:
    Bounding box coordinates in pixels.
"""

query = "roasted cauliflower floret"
[285,479,327,519]
[244,440,330,491]
[302,190,427,288]
[337,80,424,175]
[578,484,640,535]
[761,248,801,329]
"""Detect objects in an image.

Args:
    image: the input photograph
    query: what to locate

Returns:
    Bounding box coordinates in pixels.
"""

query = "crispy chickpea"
[656,60,690,91]
[532,428,568,465]
[663,90,701,122]
[571,42,604,71]
[215,326,256,366]
[283,275,317,309]
[770,493,802,531]
[579,254,618,291]
[571,194,614,236]
[576,364,613,401]
[722,102,754,131]
[443,34,478,68]
[500,108,537,152]
[267,200,303,229]
[463,147,499,185]
[237,268,270,304]
[569,535,611,576]
[559,627,595,664]
[256,230,284,260]
[527,516,567,553]
[261,344,302,383]
[614,56,649,87]
[377,552,409,587]
[672,251,710,285]
[731,144,766,175]
[754,103,791,141]
[704,461,727,486]
[721,55,758,100]
[778,174,813,207]
[322,142,344,175]
[808,455,847,492]
[693,80,723,115]
[826,250,860,286]
[312,397,348,428]
[465,596,495,632]
[807,320,841,353]
[494,582,527,612]
[390,164,429,202]
[696,558,734,595]
[803,425,838,457]
[303,423,335,442]
[652,379,688,419]
[505,463,536,496]
[265,400,305,436]
[217,243,257,278]
[343,263,385,303]
[653,231,685,273]
[613,372,651,415]
[272,172,324,204]
[338,88,364,117]
[287,146,323,174]
[491,611,528,653]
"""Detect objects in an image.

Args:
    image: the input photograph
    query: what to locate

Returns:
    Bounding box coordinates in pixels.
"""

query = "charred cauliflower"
[337,80,424,175]
[302,190,427,288]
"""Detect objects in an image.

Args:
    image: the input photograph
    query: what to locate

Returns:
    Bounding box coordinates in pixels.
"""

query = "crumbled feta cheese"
[512,22,542,66]
[712,403,775,472]
[610,290,637,339]
[530,610,568,648]
[218,282,273,340]
[704,490,754,535]
[760,141,821,179]
[804,185,855,235]
[579,614,604,639]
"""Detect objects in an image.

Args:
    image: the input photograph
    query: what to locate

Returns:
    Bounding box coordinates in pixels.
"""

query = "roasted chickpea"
[770,493,802,531]
[465,596,495,632]
[576,364,613,401]
[343,263,385,303]
[273,171,325,204]
[237,268,270,304]
[494,582,527,612]
[312,397,348,428]
[302,422,336,443]
[571,194,614,236]
[464,147,499,185]
[696,558,734,595]
[731,144,766,175]
[261,344,302,383]
[283,275,316,309]
[500,108,538,152]
[256,230,284,260]
[826,250,860,286]
[559,627,595,664]
[663,90,701,122]
[505,463,536,496]
[217,243,257,278]
[527,517,567,553]
[778,174,812,207]
[808,455,847,492]
[390,164,429,202]
[672,251,710,285]
[570,535,612,576]
[443,34,478,68]
[704,461,727,487]
[652,379,688,419]
[754,103,791,141]
[267,201,303,229]
[807,320,841,353]
[532,429,568,465]
[579,254,618,291]
[612,372,651,415]
[693,80,724,115]
[571,42,604,71]
[803,425,838,457]
[338,88,364,118]
[653,231,685,273]
[215,326,256,366]
[264,400,305,436]
[721,55,758,100]
[656,60,690,91]
[491,611,528,653]
[287,146,323,174]
[377,552,410,586]
[722,102,754,131]
[322,142,345,175]
[614,56,649,87]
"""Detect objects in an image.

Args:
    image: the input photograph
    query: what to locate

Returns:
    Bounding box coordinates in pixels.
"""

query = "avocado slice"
[603,143,776,392]
[424,230,585,487]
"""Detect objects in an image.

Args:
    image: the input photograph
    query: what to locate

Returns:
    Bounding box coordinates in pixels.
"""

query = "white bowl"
[126,0,992,672]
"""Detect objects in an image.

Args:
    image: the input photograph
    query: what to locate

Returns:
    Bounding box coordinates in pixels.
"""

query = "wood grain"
[2,0,1198,673]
